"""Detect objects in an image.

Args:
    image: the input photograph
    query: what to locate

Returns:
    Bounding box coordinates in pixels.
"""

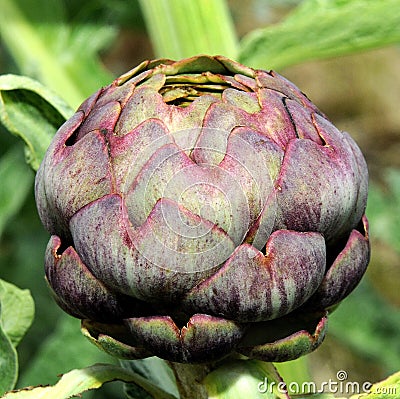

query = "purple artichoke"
[35,55,370,363]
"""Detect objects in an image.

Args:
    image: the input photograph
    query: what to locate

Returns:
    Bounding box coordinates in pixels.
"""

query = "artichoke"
[35,55,370,363]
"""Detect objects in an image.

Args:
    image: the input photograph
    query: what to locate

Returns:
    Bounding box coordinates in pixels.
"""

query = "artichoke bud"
[35,55,370,363]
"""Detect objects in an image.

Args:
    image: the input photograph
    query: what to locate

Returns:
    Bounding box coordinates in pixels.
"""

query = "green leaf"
[121,358,179,399]
[0,322,17,395]
[203,359,289,399]
[0,145,34,238]
[0,279,34,348]
[0,279,34,394]
[2,363,178,399]
[0,74,73,170]
[139,0,238,60]
[239,0,400,70]
[0,0,115,108]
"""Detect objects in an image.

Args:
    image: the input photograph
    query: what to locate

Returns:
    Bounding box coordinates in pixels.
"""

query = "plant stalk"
[138,0,239,60]
[167,362,214,399]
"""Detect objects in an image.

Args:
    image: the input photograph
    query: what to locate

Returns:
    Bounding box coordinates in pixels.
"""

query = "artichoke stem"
[166,361,214,399]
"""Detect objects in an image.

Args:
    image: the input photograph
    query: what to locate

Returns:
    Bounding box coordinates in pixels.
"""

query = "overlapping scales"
[35,55,370,363]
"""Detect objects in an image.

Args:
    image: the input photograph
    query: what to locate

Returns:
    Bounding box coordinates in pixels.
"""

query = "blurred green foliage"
[0,2,146,397]
[0,0,399,398]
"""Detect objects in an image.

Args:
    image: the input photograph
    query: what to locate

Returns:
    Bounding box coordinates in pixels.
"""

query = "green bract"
[35,55,370,363]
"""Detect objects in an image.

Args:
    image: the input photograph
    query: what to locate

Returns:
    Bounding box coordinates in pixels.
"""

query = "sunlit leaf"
[239,0,400,70]
[2,363,178,399]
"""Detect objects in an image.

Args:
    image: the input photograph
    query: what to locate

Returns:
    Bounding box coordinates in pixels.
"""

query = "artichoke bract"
[35,55,370,363]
